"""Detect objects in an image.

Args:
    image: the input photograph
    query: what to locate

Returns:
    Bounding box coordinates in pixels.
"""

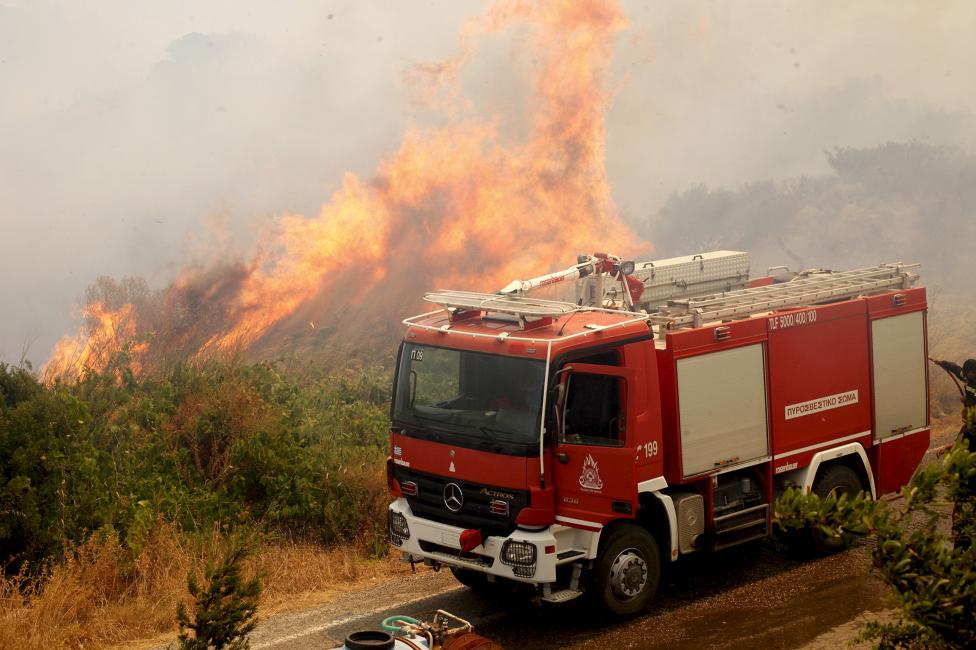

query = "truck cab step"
[541,587,583,604]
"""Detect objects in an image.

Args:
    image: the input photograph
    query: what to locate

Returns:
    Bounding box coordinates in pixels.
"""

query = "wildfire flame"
[44,0,648,381]
[43,302,146,381]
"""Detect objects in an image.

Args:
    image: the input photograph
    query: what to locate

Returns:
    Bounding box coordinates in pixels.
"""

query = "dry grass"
[251,539,401,616]
[0,522,403,650]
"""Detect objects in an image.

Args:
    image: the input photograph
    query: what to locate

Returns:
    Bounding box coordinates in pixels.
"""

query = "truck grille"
[394,466,529,537]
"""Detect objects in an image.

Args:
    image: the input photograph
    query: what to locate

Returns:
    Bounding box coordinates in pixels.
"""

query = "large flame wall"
[45,0,648,381]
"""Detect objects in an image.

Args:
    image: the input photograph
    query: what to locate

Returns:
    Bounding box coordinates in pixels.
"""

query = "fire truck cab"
[387,257,929,616]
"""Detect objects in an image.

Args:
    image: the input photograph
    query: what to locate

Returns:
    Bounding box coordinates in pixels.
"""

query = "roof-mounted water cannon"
[499,252,644,310]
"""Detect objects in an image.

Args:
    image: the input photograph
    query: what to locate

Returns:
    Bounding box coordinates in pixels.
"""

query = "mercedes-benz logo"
[443,483,464,512]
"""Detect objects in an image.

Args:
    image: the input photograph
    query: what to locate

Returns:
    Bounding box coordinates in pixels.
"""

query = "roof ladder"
[424,290,578,330]
[647,263,920,336]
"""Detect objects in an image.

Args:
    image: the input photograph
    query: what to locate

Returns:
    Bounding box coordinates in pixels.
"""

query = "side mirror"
[548,367,572,443]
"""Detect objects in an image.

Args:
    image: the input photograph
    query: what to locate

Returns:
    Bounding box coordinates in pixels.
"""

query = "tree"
[177,538,262,650]
[775,413,976,649]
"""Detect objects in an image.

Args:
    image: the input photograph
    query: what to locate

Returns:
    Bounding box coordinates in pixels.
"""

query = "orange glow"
[44,0,648,380]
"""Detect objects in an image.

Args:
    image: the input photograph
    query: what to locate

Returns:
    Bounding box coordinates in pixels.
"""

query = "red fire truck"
[387,252,929,616]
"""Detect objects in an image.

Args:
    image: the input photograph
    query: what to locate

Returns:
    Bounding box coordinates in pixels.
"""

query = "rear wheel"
[591,524,661,617]
[810,464,863,554]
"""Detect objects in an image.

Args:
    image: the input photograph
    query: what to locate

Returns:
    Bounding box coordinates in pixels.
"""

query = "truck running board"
[541,586,584,604]
[712,503,770,551]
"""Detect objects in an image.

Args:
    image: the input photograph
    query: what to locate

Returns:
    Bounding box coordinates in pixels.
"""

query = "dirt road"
[246,540,890,649]
[246,422,958,649]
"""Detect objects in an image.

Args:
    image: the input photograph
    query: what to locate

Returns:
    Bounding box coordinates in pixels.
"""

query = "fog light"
[500,539,537,577]
[389,510,409,547]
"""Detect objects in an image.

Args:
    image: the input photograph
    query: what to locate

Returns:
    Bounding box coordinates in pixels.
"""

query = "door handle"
[557,452,569,464]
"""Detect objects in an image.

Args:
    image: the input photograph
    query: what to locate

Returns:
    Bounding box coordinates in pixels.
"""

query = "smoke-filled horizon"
[2,1,975,367]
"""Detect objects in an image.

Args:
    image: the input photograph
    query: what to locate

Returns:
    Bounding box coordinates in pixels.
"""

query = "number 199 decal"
[635,440,659,462]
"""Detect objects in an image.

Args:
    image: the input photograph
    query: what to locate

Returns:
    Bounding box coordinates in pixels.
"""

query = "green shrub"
[0,359,394,570]
[177,537,261,650]
[775,429,976,649]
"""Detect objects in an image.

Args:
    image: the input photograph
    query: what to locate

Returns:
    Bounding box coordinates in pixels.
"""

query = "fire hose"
[928,357,968,457]
[928,356,965,398]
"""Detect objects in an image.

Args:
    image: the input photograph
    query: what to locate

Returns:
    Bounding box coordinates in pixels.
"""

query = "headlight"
[500,539,537,577]
[389,510,410,547]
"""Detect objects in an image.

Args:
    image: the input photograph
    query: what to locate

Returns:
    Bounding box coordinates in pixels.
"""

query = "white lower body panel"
[389,498,597,584]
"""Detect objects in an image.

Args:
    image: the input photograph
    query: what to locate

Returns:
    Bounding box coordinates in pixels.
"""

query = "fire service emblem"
[578,454,604,492]
[443,483,464,512]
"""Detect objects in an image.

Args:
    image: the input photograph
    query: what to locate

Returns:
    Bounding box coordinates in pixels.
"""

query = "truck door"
[552,363,637,527]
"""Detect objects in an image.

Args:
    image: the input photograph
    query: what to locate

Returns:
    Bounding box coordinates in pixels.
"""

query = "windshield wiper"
[477,425,502,441]
[400,411,522,443]
[400,412,454,431]
[481,424,525,440]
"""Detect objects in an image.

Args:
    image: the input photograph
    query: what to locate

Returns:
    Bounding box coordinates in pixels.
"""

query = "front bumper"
[389,497,559,583]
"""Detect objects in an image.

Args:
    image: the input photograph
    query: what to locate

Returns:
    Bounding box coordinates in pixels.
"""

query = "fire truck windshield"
[393,343,545,445]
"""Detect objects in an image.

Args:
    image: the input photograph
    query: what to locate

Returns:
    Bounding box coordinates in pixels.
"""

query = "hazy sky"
[2,1,974,365]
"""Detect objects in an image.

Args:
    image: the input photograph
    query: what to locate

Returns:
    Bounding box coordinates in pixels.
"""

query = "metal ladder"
[424,290,578,329]
[647,263,920,334]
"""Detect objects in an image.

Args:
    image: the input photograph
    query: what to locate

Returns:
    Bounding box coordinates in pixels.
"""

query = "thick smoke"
[644,141,976,414]
[41,0,643,379]
[2,1,976,368]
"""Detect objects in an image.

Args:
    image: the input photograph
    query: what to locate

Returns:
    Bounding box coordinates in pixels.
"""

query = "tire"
[590,524,661,617]
[810,464,863,554]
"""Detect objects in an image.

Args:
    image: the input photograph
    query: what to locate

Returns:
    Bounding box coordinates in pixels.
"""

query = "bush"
[775,422,976,649]
[0,360,394,572]
[177,538,262,650]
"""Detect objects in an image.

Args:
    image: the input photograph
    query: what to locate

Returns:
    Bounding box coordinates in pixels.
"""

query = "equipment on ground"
[334,610,499,650]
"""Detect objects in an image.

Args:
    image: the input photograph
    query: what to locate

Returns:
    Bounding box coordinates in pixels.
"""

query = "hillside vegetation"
[1,358,391,570]
[0,357,395,648]
[5,141,976,648]
[646,141,976,409]
[647,142,976,291]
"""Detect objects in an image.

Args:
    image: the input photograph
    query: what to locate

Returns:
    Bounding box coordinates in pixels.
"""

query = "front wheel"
[590,524,661,617]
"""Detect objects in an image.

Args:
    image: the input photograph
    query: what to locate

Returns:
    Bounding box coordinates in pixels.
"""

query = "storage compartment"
[633,251,750,309]
[871,311,927,439]
[676,344,770,476]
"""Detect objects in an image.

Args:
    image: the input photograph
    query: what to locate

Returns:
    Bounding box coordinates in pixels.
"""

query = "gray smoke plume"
[2,1,975,365]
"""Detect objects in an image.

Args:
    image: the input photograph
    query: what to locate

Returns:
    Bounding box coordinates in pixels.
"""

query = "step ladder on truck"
[386,251,929,617]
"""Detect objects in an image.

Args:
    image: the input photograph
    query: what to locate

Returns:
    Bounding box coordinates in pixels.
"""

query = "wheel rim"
[815,486,853,549]
[608,547,648,600]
